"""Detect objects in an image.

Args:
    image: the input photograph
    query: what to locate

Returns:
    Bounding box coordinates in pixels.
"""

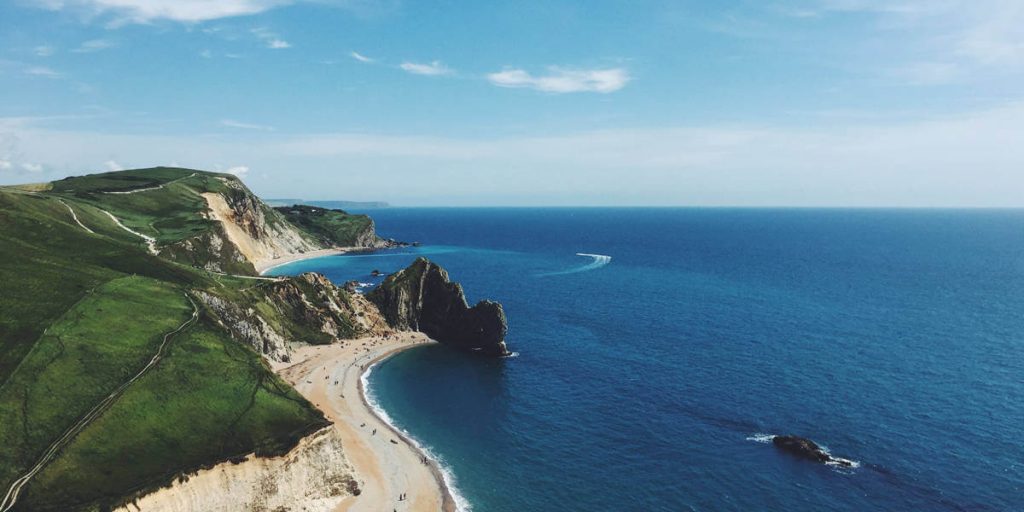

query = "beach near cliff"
[119,334,457,512]
[255,247,351,275]
[278,334,458,512]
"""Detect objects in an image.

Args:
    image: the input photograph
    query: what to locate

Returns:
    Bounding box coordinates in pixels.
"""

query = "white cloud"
[399,60,452,76]
[25,66,62,79]
[225,165,250,177]
[351,51,374,63]
[0,160,11,171]
[21,163,43,173]
[199,49,213,58]
[72,39,115,53]
[221,119,274,131]
[36,0,292,24]
[267,38,291,49]
[487,67,630,93]
[104,160,124,171]
[34,45,55,57]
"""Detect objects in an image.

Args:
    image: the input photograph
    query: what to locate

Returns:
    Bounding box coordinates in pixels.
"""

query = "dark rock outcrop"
[367,257,510,356]
[772,435,852,467]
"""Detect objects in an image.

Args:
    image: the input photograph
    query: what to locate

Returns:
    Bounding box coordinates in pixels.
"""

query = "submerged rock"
[772,435,852,467]
[367,257,510,356]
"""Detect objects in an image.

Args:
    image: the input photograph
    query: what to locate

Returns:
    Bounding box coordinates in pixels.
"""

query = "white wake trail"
[538,253,612,276]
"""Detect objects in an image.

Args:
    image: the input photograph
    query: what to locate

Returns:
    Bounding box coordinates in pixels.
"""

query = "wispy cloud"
[34,45,55,57]
[351,51,375,63]
[21,162,43,173]
[251,27,291,49]
[5,101,1024,206]
[221,119,275,131]
[72,39,115,53]
[104,159,123,171]
[487,67,630,93]
[199,49,213,59]
[0,160,12,171]
[25,66,62,79]
[806,0,1024,83]
[399,60,452,76]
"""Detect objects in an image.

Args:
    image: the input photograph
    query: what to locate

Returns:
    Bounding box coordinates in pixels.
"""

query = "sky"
[1,0,1023,206]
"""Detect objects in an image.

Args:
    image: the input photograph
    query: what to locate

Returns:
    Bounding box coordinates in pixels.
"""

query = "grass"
[18,316,327,511]
[274,204,376,246]
[0,276,193,497]
[0,168,339,511]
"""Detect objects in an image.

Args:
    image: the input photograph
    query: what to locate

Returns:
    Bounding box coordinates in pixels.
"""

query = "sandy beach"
[255,247,352,275]
[276,334,458,512]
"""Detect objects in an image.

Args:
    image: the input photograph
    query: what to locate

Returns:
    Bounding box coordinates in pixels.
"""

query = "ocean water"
[269,208,1024,512]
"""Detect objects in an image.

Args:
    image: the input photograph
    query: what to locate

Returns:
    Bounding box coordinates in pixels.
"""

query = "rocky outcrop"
[772,435,853,467]
[199,272,392,362]
[368,257,510,356]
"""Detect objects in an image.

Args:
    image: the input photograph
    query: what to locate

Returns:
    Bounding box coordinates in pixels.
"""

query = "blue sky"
[1,0,1022,206]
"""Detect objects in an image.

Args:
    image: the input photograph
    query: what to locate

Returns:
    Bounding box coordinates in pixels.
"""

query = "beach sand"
[255,247,352,275]
[276,333,457,512]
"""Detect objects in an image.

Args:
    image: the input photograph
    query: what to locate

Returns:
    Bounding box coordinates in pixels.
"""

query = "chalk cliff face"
[116,428,359,512]
[201,183,322,268]
[368,257,510,356]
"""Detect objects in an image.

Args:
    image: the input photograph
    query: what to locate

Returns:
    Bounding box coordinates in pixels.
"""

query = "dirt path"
[101,210,158,255]
[103,173,196,195]
[0,294,199,512]
[59,199,95,234]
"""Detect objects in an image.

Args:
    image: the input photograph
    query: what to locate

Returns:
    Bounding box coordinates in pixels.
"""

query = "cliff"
[199,272,392,362]
[273,204,399,249]
[368,257,510,356]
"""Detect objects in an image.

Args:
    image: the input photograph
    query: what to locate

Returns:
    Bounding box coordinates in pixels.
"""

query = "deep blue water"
[269,208,1024,512]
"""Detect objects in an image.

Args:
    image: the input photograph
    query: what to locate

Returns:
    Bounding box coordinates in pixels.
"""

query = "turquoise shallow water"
[269,208,1024,512]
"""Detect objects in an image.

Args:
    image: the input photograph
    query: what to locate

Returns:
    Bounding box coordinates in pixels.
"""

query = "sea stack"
[368,257,510,356]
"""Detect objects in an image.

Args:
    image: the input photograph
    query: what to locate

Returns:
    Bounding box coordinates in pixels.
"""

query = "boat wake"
[538,253,612,276]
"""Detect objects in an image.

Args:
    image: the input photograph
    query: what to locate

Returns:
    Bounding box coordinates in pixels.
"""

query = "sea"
[267,208,1024,512]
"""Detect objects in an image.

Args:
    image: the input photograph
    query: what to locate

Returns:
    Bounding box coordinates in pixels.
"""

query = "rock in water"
[368,257,510,356]
[772,435,852,467]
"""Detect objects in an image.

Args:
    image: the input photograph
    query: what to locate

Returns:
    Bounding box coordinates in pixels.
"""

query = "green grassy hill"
[274,204,382,247]
[0,168,365,511]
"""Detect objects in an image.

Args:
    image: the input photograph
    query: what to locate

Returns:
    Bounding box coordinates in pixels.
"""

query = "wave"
[745,433,776,444]
[538,253,612,276]
[361,361,473,511]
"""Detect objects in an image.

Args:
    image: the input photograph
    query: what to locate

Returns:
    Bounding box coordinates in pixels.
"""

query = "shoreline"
[278,335,460,512]
[256,247,352,275]
[358,343,461,512]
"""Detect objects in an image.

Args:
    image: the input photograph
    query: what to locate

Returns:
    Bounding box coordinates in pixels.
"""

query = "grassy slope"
[0,172,329,511]
[274,204,375,246]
